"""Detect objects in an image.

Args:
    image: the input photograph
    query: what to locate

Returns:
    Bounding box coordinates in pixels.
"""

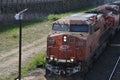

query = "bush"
[47,14,60,21]
[22,52,45,76]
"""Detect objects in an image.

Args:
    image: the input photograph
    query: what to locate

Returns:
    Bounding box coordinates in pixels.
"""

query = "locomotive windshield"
[70,25,89,32]
[52,24,68,31]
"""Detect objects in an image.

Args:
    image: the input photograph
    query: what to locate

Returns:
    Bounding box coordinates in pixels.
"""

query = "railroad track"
[109,56,120,80]
[22,31,120,80]
[84,31,120,80]
[45,27,120,80]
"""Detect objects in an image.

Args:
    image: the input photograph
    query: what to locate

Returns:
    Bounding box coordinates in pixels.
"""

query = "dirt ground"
[0,21,51,77]
[0,36,46,76]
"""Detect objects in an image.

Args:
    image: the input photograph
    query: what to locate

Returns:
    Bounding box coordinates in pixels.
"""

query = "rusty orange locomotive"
[45,1,120,76]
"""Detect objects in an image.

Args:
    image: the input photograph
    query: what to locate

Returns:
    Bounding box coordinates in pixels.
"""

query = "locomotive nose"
[47,33,86,61]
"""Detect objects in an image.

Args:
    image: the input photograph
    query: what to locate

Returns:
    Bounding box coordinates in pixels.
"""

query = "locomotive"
[45,1,120,76]
[96,4,120,26]
[109,1,120,25]
[111,1,120,12]
[86,4,120,36]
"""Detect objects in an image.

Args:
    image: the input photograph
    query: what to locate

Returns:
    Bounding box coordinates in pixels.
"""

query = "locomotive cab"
[45,13,105,76]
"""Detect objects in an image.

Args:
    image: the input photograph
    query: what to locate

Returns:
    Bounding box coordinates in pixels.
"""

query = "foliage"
[0,73,17,80]
[47,14,60,21]
[47,6,95,21]
[22,52,45,76]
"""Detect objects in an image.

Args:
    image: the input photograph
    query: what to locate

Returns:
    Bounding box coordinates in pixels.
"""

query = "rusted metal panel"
[47,12,107,61]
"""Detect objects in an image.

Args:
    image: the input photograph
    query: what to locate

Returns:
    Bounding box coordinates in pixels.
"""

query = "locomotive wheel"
[80,63,89,76]
[84,65,89,74]
[81,66,88,77]
[88,59,94,69]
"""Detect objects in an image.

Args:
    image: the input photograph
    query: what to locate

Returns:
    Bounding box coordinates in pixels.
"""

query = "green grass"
[0,5,95,33]
[0,72,18,80]
[21,52,45,77]
[19,6,95,77]
[0,18,45,33]
[0,75,13,80]
[0,5,96,79]
[47,6,95,21]
[0,21,51,53]
[0,52,45,80]
[0,6,95,53]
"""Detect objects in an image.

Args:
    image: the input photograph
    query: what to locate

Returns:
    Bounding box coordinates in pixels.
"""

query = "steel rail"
[108,56,120,80]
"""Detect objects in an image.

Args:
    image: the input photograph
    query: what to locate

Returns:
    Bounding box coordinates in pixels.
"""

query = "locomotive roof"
[97,4,119,11]
[53,13,97,25]
[104,4,119,8]
[70,13,96,19]
[86,9,112,14]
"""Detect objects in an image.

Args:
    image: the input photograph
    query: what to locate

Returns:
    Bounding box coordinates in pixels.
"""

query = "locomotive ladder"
[108,56,120,80]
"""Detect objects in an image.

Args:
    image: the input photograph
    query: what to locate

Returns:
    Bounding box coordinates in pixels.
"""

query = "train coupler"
[59,70,66,76]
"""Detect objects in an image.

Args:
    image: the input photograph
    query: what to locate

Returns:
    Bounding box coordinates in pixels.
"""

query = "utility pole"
[14,8,28,80]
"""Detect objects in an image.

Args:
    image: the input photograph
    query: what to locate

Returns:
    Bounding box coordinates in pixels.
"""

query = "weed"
[47,14,60,21]
[0,74,16,80]
[12,34,18,38]
[22,52,45,76]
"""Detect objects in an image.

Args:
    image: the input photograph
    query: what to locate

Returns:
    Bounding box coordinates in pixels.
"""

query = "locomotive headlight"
[70,58,74,62]
[50,56,54,60]
[63,36,67,42]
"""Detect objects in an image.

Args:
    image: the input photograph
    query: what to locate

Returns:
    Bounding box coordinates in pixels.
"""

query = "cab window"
[70,25,88,32]
[52,24,68,31]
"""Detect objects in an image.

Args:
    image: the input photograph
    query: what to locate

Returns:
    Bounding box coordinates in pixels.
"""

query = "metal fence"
[0,0,62,4]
